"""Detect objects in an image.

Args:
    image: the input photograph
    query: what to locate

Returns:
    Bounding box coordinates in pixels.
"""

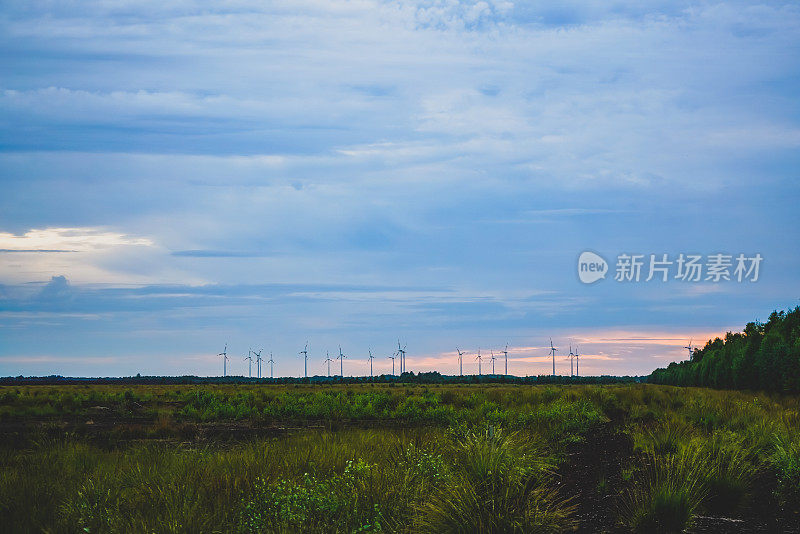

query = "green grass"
[1,383,799,532]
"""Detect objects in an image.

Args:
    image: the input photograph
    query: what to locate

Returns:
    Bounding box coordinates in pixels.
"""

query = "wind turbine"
[396,340,407,374]
[244,350,254,378]
[255,349,263,378]
[456,347,465,376]
[574,345,580,377]
[368,349,375,378]
[684,339,694,361]
[566,344,574,377]
[218,344,229,377]
[324,351,333,377]
[337,346,347,376]
[388,354,396,375]
[490,350,496,374]
[299,342,309,378]
[502,344,509,376]
[267,352,275,379]
[549,338,558,377]
[476,348,482,376]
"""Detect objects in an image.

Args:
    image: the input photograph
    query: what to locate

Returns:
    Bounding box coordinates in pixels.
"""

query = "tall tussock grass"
[772,432,800,506]
[415,428,574,533]
[633,418,694,456]
[697,434,757,514]
[624,430,760,531]
[620,448,708,533]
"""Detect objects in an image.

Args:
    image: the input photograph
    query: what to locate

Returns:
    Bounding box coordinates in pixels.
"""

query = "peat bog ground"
[1,383,798,533]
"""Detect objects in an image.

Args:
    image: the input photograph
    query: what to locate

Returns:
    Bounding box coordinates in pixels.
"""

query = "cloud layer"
[1,1,799,376]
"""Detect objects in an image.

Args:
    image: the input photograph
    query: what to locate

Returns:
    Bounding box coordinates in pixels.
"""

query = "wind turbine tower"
[388,354,396,375]
[337,346,347,376]
[218,344,229,377]
[324,351,333,377]
[299,342,309,378]
[575,346,580,377]
[244,350,254,377]
[567,344,575,377]
[255,349,263,379]
[684,339,694,361]
[476,348,482,376]
[549,338,558,377]
[268,352,275,379]
[502,344,509,376]
[456,347,465,376]
[490,350,496,374]
[368,349,375,378]
[396,340,407,374]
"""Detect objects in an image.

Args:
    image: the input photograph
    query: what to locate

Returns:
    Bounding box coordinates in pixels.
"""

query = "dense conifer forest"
[650,307,800,392]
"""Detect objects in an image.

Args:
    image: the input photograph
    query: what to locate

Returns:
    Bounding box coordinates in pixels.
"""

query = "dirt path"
[556,421,632,533]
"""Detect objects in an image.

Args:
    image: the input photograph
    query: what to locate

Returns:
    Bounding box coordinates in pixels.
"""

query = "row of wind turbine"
[219,337,691,377]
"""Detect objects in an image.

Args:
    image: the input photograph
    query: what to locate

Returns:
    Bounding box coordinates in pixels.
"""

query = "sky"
[1,0,799,377]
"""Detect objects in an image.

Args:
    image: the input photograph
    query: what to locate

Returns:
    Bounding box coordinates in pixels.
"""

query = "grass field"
[1,383,798,533]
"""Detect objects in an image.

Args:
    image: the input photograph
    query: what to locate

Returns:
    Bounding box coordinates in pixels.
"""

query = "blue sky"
[1,0,799,377]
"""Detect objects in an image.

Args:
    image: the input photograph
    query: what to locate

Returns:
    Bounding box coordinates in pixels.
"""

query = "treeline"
[0,372,641,386]
[650,306,800,392]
